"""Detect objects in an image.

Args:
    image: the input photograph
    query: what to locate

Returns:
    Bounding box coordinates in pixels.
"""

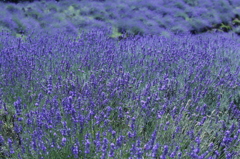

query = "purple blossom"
[85,139,91,154]
[195,136,201,146]
[102,138,109,153]
[93,132,101,153]
[131,117,136,131]
[169,151,176,158]
[0,135,5,145]
[214,150,219,157]
[116,135,124,148]
[72,143,79,158]
[178,152,182,158]
[128,131,135,139]
[47,76,53,94]
[14,98,22,116]
[61,137,67,147]
[152,143,159,158]
[222,130,233,146]
[8,138,14,154]
[135,138,143,159]
[130,143,136,157]
[163,145,168,156]
[111,130,116,138]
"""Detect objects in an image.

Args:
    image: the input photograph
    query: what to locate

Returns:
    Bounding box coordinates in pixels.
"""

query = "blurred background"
[0,0,240,39]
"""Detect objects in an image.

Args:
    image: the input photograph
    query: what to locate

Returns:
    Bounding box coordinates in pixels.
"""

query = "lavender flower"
[130,143,136,157]
[72,143,79,158]
[222,130,233,146]
[8,138,14,154]
[109,143,115,158]
[61,137,67,147]
[116,135,124,148]
[0,135,5,146]
[14,98,22,116]
[152,143,159,158]
[85,139,91,154]
[163,145,168,156]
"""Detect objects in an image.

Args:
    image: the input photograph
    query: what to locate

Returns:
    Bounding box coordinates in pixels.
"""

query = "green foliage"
[46,4,58,13]
[160,30,172,38]
[220,23,232,32]
[174,1,186,9]
[92,14,106,21]
[129,25,145,36]
[233,18,240,26]
[171,25,188,34]
[0,26,10,35]
[184,0,199,6]
[6,5,20,13]
[233,26,240,35]
[175,12,189,20]
[64,5,79,18]
[23,7,42,20]
[12,17,26,34]
[79,6,90,16]
[15,33,27,41]
[109,26,123,39]
[188,18,211,33]
[0,105,22,158]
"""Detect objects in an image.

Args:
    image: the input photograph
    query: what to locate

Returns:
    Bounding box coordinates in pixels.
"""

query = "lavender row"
[1,0,240,38]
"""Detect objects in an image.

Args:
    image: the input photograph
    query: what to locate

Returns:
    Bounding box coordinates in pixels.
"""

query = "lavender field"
[0,0,240,159]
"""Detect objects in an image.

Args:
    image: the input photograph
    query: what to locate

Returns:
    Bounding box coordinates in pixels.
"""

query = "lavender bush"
[0,28,239,158]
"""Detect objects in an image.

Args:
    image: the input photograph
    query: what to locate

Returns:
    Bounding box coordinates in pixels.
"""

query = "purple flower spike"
[163,145,168,156]
[61,137,67,147]
[72,143,79,158]
[109,143,115,157]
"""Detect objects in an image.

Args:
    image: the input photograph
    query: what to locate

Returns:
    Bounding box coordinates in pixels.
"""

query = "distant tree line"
[0,0,105,2]
[1,0,60,3]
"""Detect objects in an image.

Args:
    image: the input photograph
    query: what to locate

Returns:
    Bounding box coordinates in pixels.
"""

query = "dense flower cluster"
[0,28,239,158]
